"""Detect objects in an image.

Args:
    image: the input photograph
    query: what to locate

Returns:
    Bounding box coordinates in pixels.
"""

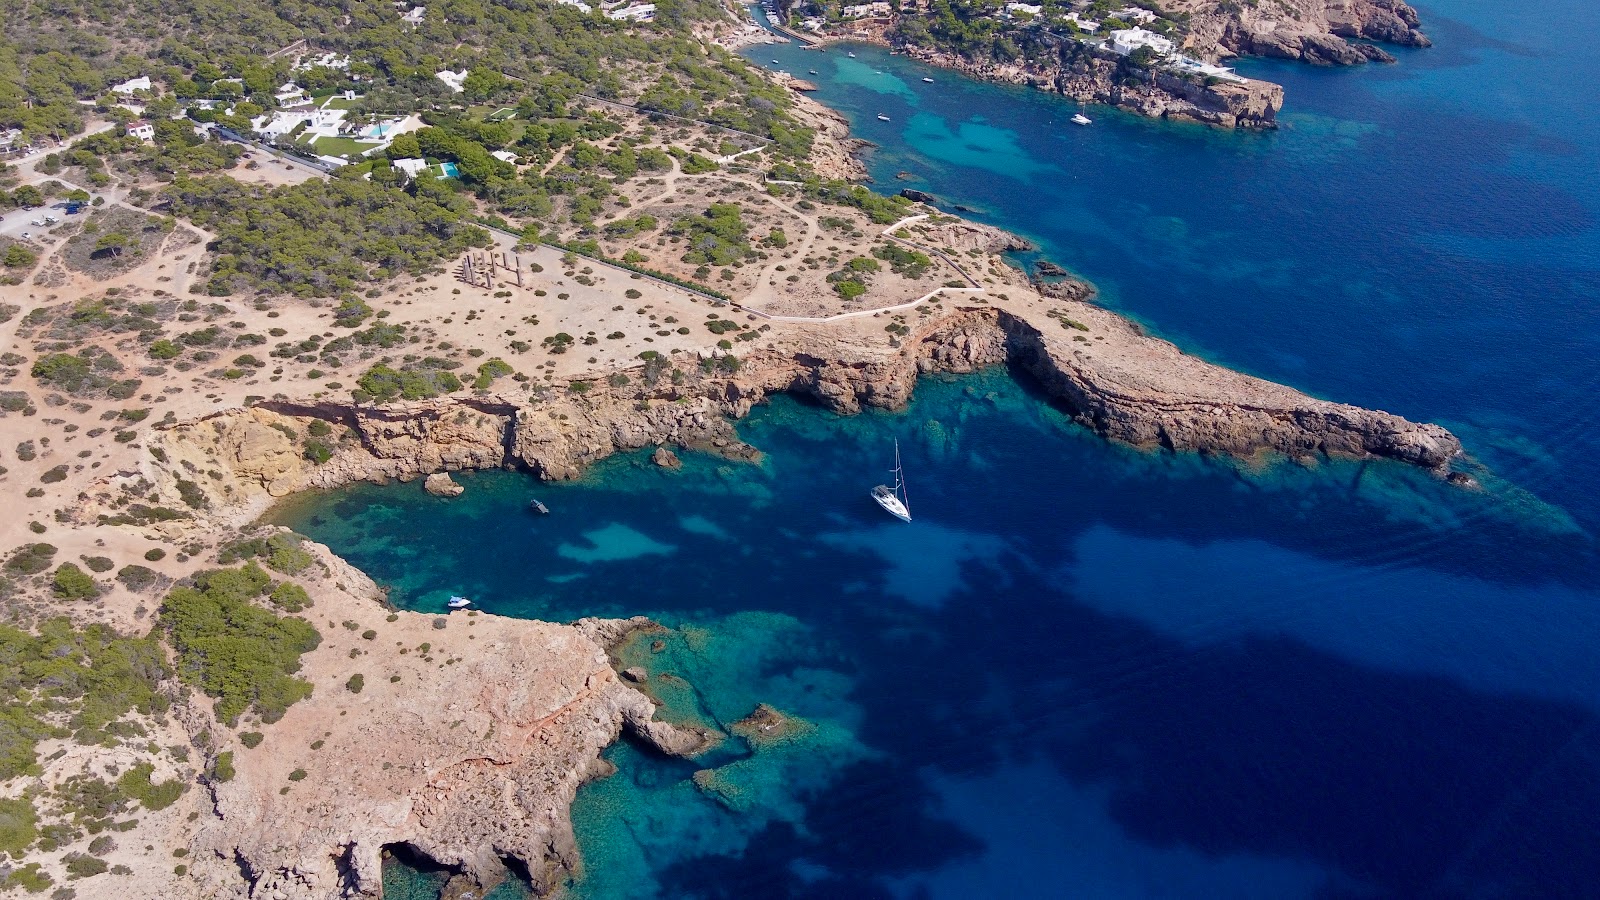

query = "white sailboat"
[871,440,912,523]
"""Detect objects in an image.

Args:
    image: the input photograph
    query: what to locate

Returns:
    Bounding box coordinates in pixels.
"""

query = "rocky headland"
[777,0,1428,128]
[141,297,1461,531]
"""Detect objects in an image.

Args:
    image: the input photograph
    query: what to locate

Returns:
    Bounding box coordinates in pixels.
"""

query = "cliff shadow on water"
[278,365,1600,900]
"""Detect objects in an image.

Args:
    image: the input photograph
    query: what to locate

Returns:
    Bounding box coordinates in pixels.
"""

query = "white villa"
[1004,3,1042,18]
[126,121,156,143]
[490,150,519,164]
[392,158,430,180]
[111,76,152,95]
[605,3,655,21]
[1114,6,1159,24]
[842,2,891,18]
[400,5,426,24]
[1062,12,1100,32]
[436,69,469,93]
[1109,27,1173,57]
[275,82,312,107]
[252,107,345,140]
[554,0,593,10]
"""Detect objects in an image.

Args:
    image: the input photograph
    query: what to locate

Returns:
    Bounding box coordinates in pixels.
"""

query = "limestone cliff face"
[192,554,709,900]
[145,300,1461,525]
[1174,0,1430,65]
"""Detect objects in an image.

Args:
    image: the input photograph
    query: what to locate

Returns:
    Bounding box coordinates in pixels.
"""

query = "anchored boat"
[447,596,472,609]
[871,440,912,523]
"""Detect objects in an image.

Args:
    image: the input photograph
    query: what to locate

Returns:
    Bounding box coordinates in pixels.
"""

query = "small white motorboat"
[772,59,780,64]
[847,51,856,58]
[1072,113,1093,126]
[871,440,912,523]
[877,114,891,121]
[447,596,472,609]
[923,77,934,83]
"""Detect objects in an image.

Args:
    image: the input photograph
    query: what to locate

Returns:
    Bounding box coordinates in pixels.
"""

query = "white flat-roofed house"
[1063,12,1100,32]
[126,120,156,143]
[392,158,429,180]
[490,150,519,164]
[400,5,426,23]
[112,76,153,95]
[1114,6,1159,24]
[554,0,594,11]
[1005,3,1042,18]
[1109,27,1173,57]
[1169,55,1247,83]
[842,2,890,18]
[436,69,469,93]
[605,3,655,21]
[275,82,312,107]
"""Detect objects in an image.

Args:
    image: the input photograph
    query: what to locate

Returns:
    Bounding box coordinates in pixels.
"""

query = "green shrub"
[345,673,364,694]
[287,768,307,781]
[208,751,235,783]
[115,565,159,592]
[52,563,99,600]
[0,796,38,855]
[81,556,114,573]
[63,852,108,878]
[39,465,69,484]
[302,440,332,464]
[239,732,264,749]
[159,565,321,725]
[147,340,181,360]
[116,762,184,811]
[268,582,311,613]
[0,861,51,892]
[144,548,165,562]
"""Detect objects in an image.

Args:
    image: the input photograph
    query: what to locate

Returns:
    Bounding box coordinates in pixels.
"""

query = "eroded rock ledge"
[146,302,1460,526]
[197,577,706,900]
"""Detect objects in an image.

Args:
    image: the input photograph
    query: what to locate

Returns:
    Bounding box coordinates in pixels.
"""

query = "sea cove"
[272,1,1600,896]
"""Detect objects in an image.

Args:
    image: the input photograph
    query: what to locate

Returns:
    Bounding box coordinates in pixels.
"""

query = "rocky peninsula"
[0,16,1459,898]
[773,0,1429,128]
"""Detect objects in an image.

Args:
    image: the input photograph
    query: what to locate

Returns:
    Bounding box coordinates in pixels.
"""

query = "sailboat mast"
[894,439,908,510]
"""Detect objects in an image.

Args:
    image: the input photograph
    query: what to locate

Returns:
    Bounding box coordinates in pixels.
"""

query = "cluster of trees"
[829,255,881,299]
[163,175,490,296]
[671,203,751,267]
[873,242,933,278]
[159,563,321,725]
[354,360,463,403]
[0,617,170,781]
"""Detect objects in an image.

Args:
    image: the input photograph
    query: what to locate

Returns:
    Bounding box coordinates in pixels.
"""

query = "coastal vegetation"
[163,177,491,297]
[158,564,322,726]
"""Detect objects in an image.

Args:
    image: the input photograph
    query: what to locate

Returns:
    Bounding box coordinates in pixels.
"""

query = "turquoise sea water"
[285,3,1600,896]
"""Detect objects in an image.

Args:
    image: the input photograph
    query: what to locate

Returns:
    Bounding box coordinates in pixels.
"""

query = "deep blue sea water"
[278,2,1600,896]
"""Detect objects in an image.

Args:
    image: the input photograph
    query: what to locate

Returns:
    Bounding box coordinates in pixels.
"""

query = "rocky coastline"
[146,300,1461,532]
[774,0,1429,129]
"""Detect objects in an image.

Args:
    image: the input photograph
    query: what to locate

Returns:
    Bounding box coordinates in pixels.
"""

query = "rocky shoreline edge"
[119,293,1465,899]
